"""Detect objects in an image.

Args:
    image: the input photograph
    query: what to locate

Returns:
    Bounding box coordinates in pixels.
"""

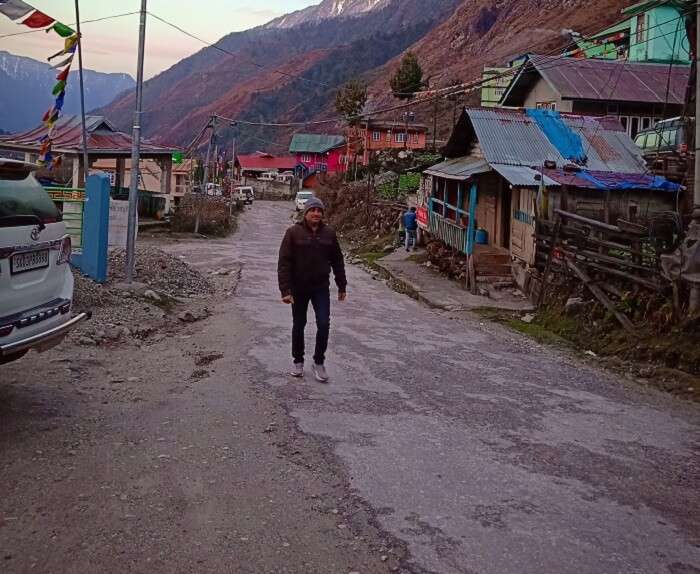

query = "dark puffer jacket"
[278,221,347,296]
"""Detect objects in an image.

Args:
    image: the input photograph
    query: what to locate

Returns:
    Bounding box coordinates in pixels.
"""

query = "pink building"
[289,134,347,177]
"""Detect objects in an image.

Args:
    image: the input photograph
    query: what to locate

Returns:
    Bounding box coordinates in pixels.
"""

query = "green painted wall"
[630,6,690,63]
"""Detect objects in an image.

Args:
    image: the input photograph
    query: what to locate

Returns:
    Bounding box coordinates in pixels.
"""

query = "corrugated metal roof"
[466,108,568,166]
[491,164,560,187]
[0,115,176,155]
[464,108,646,174]
[561,115,647,172]
[533,55,689,104]
[238,153,297,171]
[289,133,345,154]
[424,157,491,181]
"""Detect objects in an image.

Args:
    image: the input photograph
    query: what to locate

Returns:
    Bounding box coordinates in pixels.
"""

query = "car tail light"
[57,236,71,265]
[679,143,688,154]
[0,324,14,337]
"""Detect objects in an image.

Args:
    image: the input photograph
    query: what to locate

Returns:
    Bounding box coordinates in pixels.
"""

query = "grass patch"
[474,308,573,348]
[407,252,429,264]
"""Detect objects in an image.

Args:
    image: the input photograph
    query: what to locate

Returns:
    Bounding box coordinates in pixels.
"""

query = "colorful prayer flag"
[52,80,66,96]
[50,54,74,69]
[0,0,33,21]
[21,10,54,28]
[51,22,74,38]
[56,66,70,82]
[48,36,78,61]
[54,91,65,111]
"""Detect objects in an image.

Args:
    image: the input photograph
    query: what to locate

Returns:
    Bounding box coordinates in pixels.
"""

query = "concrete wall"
[251,179,298,201]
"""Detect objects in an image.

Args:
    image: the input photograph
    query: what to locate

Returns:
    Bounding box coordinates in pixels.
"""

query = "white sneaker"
[312,363,329,383]
[289,362,304,378]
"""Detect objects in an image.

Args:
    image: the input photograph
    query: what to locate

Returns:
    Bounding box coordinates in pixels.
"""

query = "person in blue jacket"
[403,206,418,252]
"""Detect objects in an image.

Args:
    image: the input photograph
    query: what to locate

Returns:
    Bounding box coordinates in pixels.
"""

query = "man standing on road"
[278,197,347,383]
[403,206,418,252]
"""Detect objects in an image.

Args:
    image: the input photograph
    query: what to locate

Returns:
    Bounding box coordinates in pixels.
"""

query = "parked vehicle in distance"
[634,117,690,177]
[276,172,294,184]
[234,186,254,205]
[634,117,688,158]
[0,159,90,365]
[205,182,223,196]
[258,171,277,182]
[295,191,314,212]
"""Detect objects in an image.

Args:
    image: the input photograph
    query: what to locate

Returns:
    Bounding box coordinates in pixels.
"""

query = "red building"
[289,134,347,178]
[237,152,297,178]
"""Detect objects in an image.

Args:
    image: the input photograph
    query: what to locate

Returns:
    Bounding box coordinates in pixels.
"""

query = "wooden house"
[499,55,689,139]
[419,107,681,287]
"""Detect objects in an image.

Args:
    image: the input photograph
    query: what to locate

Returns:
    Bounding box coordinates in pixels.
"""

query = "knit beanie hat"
[303,196,325,215]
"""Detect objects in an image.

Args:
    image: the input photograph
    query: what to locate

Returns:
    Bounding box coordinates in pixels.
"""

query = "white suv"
[0,159,89,364]
[295,191,314,212]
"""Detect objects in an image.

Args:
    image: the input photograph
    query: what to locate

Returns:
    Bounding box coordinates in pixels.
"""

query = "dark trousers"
[291,288,330,365]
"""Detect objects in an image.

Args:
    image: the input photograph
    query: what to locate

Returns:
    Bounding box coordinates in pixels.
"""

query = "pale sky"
[0,1,317,78]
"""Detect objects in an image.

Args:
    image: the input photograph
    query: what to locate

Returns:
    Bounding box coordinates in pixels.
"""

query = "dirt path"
[1,201,699,574]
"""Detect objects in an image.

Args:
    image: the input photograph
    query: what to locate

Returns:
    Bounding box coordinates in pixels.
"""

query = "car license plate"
[11,249,50,274]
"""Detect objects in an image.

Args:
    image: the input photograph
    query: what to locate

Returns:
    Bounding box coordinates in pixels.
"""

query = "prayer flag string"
[0,1,78,169]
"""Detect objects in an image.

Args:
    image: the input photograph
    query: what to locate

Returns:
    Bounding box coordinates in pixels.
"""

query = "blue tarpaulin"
[576,171,682,192]
[526,108,587,164]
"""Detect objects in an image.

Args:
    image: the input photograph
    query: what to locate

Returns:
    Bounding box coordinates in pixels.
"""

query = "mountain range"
[0,51,135,134]
[97,0,635,152]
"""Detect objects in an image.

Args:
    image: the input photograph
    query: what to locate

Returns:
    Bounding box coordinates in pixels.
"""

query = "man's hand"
[338,292,347,302]
[282,295,294,304]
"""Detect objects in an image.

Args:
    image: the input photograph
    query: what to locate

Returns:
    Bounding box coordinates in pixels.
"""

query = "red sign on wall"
[416,206,428,228]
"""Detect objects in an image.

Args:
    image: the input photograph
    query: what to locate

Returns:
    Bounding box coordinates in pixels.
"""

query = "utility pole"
[195,116,215,235]
[125,0,148,283]
[691,0,700,313]
[74,0,90,185]
[432,95,438,150]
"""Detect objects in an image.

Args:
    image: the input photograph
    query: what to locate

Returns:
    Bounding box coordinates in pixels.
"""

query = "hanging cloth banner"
[52,79,66,96]
[54,90,65,111]
[50,54,74,69]
[56,66,70,82]
[50,21,74,38]
[0,0,33,21]
[21,9,54,28]
[0,1,80,171]
[48,34,78,60]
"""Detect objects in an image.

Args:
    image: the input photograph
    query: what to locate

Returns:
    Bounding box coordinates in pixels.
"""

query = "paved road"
[1,200,698,574]
[230,202,700,574]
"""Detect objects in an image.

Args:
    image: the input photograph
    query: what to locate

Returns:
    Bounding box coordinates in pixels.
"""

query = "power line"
[213,24,690,130]
[406,10,693,101]
[147,11,333,90]
[0,11,141,39]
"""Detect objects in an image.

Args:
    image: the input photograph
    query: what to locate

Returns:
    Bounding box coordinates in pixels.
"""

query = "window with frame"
[536,101,557,111]
[301,154,311,162]
[636,13,646,43]
[395,132,407,143]
[372,131,381,141]
[412,132,420,144]
[386,130,392,142]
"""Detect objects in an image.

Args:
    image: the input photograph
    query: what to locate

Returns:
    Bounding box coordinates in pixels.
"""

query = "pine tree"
[335,79,368,126]
[390,52,423,100]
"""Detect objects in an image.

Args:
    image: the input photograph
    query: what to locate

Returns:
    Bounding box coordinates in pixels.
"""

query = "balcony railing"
[429,210,467,254]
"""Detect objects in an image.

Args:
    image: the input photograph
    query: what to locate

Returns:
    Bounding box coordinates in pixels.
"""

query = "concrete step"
[477,274,515,285]
[474,253,511,266]
[475,263,512,277]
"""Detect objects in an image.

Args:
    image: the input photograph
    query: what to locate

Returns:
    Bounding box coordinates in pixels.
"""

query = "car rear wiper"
[0,215,46,230]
